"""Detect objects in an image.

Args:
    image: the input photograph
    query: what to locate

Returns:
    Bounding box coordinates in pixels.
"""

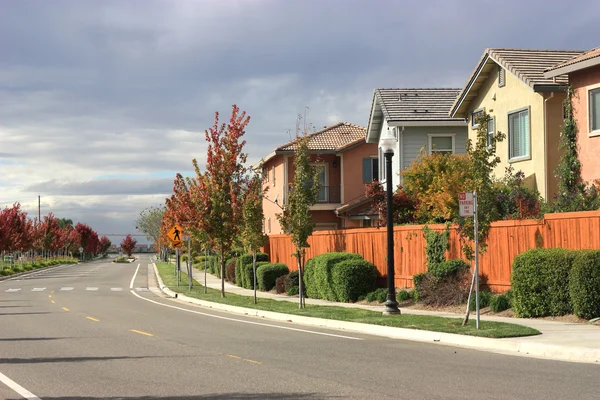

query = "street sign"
[459,192,474,217]
[172,240,183,248]
[167,224,184,242]
[79,247,84,253]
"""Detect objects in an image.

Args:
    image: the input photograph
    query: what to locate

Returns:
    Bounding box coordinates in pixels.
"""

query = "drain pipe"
[544,92,555,200]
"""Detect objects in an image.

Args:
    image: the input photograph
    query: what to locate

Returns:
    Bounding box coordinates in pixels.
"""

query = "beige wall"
[466,62,559,199]
[261,155,286,235]
[341,142,378,202]
[545,91,567,198]
[570,65,600,184]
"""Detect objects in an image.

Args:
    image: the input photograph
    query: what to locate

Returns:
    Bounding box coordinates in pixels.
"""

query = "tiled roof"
[375,88,463,122]
[276,122,366,152]
[544,46,600,76]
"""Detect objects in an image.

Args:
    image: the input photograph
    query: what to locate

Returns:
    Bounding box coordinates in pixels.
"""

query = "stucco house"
[259,122,379,234]
[544,46,600,184]
[365,88,468,189]
[449,48,584,200]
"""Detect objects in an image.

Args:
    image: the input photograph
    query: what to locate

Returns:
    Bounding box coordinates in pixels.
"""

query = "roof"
[544,46,600,78]
[450,48,585,117]
[276,122,366,152]
[335,195,379,219]
[365,88,466,143]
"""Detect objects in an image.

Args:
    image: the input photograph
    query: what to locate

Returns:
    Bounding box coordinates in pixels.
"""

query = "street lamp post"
[380,128,400,315]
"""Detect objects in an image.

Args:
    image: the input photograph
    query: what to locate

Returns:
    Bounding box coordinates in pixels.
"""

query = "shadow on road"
[0,337,73,342]
[0,312,54,316]
[0,355,168,364]
[14,394,341,400]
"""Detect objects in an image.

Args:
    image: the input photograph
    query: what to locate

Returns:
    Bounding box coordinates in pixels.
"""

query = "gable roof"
[544,46,600,78]
[276,122,366,153]
[450,48,585,118]
[365,88,466,143]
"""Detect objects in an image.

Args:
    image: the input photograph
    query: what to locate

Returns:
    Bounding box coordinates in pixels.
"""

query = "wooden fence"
[264,210,600,292]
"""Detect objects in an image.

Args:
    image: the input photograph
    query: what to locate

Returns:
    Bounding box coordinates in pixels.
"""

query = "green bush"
[569,250,600,319]
[304,252,363,300]
[470,290,492,309]
[412,272,427,302]
[225,258,237,283]
[490,293,511,313]
[14,266,25,273]
[366,288,388,303]
[331,259,378,302]
[511,248,576,317]
[397,290,411,302]
[287,286,299,296]
[428,259,470,279]
[285,270,299,291]
[0,268,14,276]
[239,261,270,289]
[23,264,34,271]
[236,253,269,288]
[256,263,289,291]
[275,274,287,294]
[181,254,189,263]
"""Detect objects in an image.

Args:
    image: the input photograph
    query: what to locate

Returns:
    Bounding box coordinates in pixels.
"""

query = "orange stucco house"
[258,122,379,234]
[545,46,600,184]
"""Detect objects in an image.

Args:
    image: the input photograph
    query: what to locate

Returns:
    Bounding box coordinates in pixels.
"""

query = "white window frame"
[589,86,600,136]
[471,108,484,128]
[508,106,531,162]
[267,217,271,233]
[487,116,496,149]
[263,166,269,182]
[271,165,276,187]
[427,134,456,154]
[378,147,385,182]
[498,65,506,88]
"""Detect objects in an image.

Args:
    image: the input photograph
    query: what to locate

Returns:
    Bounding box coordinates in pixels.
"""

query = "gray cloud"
[23,178,173,196]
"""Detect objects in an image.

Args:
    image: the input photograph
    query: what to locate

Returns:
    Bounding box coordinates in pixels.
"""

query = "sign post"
[168,224,184,286]
[459,192,480,329]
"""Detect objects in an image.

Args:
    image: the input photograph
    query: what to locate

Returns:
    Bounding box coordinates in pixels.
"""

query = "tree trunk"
[204,247,208,294]
[297,253,303,309]
[253,251,257,304]
[220,254,226,298]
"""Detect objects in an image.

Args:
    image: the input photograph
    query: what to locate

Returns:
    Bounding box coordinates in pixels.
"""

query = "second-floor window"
[509,107,530,161]
[472,108,484,128]
[590,88,600,134]
[362,157,378,183]
[271,166,276,186]
[487,116,496,148]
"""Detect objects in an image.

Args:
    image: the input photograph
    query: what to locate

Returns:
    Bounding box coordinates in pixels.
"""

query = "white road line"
[129,263,140,289]
[111,288,123,292]
[60,287,74,291]
[86,287,99,291]
[0,371,41,399]
[129,266,363,341]
[31,288,46,292]
[5,288,21,292]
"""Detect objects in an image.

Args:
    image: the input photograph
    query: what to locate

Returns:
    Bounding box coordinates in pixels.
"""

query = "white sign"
[79,247,84,253]
[459,192,474,217]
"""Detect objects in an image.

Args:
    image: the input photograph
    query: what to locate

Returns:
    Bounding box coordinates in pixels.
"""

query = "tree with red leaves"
[98,236,111,255]
[192,105,250,297]
[72,223,100,259]
[36,213,65,252]
[120,234,137,257]
[0,203,35,252]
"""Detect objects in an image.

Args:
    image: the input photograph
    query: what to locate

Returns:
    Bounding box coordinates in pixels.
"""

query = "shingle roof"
[375,88,463,122]
[544,46,600,77]
[450,48,585,117]
[276,122,366,152]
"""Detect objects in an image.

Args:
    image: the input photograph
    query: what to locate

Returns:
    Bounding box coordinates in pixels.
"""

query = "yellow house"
[449,48,584,199]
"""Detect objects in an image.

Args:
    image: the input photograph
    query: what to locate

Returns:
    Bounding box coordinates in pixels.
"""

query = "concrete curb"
[150,263,600,364]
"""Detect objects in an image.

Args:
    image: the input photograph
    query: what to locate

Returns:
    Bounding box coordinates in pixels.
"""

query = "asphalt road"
[0,255,598,400]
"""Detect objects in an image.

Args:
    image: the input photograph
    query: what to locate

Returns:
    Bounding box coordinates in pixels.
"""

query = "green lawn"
[156,262,540,339]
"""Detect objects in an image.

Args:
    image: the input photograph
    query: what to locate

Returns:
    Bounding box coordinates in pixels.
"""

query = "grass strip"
[156,262,540,338]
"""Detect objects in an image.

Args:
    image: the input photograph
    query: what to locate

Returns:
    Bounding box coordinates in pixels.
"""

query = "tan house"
[259,122,378,234]
[449,48,584,199]
[544,46,600,184]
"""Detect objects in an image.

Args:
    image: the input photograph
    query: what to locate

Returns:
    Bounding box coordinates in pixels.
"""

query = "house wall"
[261,155,286,235]
[340,141,378,203]
[545,91,568,198]
[465,63,555,198]
[570,65,600,184]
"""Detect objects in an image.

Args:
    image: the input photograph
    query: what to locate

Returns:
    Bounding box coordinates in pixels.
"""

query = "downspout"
[544,92,554,201]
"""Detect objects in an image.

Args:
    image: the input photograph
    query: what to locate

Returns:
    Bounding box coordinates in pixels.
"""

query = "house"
[365,88,468,189]
[259,122,379,234]
[449,48,584,199]
[544,46,600,184]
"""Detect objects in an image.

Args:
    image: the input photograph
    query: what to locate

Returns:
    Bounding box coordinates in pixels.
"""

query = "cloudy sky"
[1,0,598,244]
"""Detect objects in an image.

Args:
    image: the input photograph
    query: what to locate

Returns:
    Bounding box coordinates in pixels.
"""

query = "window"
[508,108,530,161]
[263,166,269,182]
[428,134,455,154]
[487,116,495,148]
[262,218,265,234]
[498,65,505,88]
[472,108,484,128]
[361,219,373,228]
[271,166,276,186]
[314,164,327,202]
[590,88,600,133]
[362,157,379,183]
[267,218,271,233]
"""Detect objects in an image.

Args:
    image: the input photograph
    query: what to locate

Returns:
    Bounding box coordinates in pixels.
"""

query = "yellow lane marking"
[226,354,241,359]
[86,317,99,322]
[62,307,69,311]
[244,359,262,365]
[48,295,52,298]
[130,329,153,337]
[51,290,54,294]
[51,300,55,304]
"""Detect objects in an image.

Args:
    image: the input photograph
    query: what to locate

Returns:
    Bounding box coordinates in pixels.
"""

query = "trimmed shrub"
[236,253,269,288]
[429,259,470,279]
[412,272,427,302]
[414,261,471,306]
[366,288,388,303]
[490,293,511,313]
[239,261,269,289]
[275,274,287,294]
[287,286,299,296]
[14,266,25,273]
[284,270,299,291]
[331,259,378,302]
[511,248,576,317]
[1,269,14,276]
[470,290,492,309]
[23,264,34,271]
[256,263,289,291]
[397,289,411,302]
[304,252,363,300]
[225,258,237,284]
[569,250,600,319]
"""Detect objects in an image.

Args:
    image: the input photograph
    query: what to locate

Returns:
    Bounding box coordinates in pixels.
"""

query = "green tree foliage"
[135,206,164,252]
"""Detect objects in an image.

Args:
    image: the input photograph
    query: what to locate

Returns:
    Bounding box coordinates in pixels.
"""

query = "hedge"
[569,250,600,319]
[304,252,363,300]
[256,263,289,291]
[236,253,269,288]
[511,248,576,317]
[428,259,470,279]
[238,261,270,289]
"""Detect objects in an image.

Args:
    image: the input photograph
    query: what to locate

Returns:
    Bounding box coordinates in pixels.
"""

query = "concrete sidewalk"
[158,259,600,365]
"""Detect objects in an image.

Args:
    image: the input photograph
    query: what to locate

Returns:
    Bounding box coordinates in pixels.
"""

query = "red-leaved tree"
[120,234,137,257]
[98,236,111,255]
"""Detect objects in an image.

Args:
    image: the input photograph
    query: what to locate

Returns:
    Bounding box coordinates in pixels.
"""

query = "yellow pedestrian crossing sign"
[167,224,184,246]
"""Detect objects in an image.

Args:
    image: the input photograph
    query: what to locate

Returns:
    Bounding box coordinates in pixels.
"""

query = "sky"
[1,0,598,245]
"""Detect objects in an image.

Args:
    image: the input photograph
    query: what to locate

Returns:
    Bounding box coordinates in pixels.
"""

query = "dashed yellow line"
[226,354,241,359]
[244,359,262,365]
[48,295,52,298]
[51,300,55,304]
[130,329,153,337]
[86,316,99,322]
[62,307,69,311]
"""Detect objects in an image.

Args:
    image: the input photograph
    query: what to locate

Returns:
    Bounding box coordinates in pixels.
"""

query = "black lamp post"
[380,129,400,315]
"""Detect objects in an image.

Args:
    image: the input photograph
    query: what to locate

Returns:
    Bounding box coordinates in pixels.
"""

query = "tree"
[0,203,35,253]
[120,234,137,257]
[276,131,320,308]
[98,236,112,255]
[136,206,164,255]
[242,173,267,304]
[37,213,63,252]
[365,182,416,226]
[72,223,99,259]
[192,105,250,297]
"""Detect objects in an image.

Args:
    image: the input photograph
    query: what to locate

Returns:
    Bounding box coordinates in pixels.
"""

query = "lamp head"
[380,127,397,154]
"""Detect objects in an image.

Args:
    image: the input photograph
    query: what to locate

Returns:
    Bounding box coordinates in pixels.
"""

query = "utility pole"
[38,195,41,221]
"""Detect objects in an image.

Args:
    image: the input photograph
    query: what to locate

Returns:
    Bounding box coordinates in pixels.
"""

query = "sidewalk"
[157,259,600,365]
